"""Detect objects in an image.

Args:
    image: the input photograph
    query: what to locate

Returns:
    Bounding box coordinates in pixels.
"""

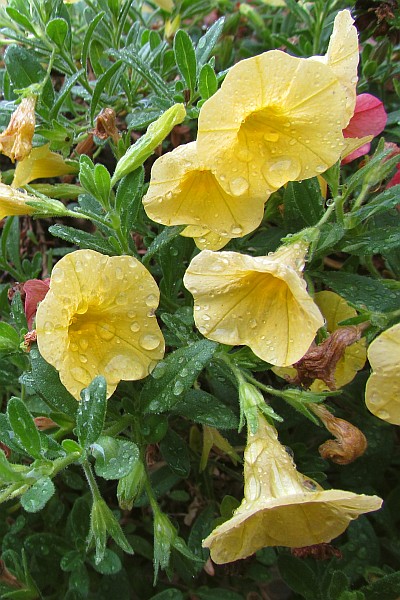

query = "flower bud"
[117,459,146,511]
[111,103,186,185]
[153,511,177,581]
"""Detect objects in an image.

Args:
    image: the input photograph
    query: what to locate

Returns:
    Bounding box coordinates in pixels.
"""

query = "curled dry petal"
[0,97,36,162]
[202,414,382,563]
[36,249,165,400]
[365,323,400,425]
[311,404,368,465]
[184,243,324,366]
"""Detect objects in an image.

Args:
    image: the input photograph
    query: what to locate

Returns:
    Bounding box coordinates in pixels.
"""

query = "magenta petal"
[343,93,387,139]
[386,165,400,189]
[342,142,372,165]
[23,278,50,328]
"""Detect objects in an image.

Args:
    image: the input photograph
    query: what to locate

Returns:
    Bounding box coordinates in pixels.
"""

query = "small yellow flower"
[203,414,382,563]
[180,225,229,251]
[365,323,400,425]
[143,142,266,249]
[36,250,165,400]
[0,184,36,220]
[196,10,357,199]
[183,242,324,366]
[0,97,36,162]
[12,144,77,189]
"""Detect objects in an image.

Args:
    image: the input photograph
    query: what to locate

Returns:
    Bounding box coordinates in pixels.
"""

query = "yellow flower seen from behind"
[142,142,267,250]
[0,183,36,220]
[203,414,382,563]
[196,10,358,200]
[365,323,400,425]
[36,250,165,400]
[183,243,324,366]
[12,144,78,189]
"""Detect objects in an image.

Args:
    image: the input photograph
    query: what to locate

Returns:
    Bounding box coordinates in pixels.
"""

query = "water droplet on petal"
[71,366,91,384]
[96,322,115,340]
[145,293,158,307]
[139,334,161,351]
[130,321,140,333]
[229,177,249,196]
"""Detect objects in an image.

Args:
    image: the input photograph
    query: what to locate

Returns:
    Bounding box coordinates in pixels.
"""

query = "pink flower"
[342,93,387,164]
[23,278,50,329]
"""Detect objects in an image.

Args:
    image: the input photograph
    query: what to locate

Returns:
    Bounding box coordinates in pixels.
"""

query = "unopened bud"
[117,459,146,511]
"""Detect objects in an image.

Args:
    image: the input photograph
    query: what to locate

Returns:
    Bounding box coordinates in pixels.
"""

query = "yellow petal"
[341,135,373,161]
[197,50,348,199]
[183,244,324,366]
[203,415,382,563]
[316,10,359,126]
[181,225,231,251]
[365,323,400,425]
[12,144,77,188]
[36,250,165,400]
[0,183,36,219]
[143,142,266,240]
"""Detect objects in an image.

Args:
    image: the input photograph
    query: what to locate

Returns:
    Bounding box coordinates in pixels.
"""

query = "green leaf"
[198,63,218,99]
[277,554,318,600]
[347,187,400,227]
[160,429,190,478]
[10,291,27,331]
[49,69,86,120]
[76,376,107,449]
[150,590,184,600]
[20,477,55,513]
[313,272,400,314]
[196,588,244,600]
[92,436,140,480]
[171,389,238,429]
[0,449,25,483]
[81,12,105,77]
[5,7,37,35]
[115,168,145,237]
[361,571,400,600]
[283,178,324,231]
[49,225,118,255]
[195,17,225,69]
[327,571,350,600]
[0,322,20,353]
[90,548,122,575]
[141,340,218,413]
[90,60,123,124]
[93,164,111,207]
[142,225,186,267]
[7,397,42,459]
[4,45,54,110]
[174,30,197,95]
[27,346,77,417]
[46,18,69,48]
[341,226,400,255]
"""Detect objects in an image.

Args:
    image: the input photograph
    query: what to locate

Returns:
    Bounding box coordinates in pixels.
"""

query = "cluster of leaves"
[0,0,399,599]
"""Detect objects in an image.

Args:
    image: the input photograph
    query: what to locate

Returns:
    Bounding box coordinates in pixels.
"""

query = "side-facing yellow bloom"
[36,250,165,400]
[196,10,357,199]
[365,323,400,425]
[0,183,36,220]
[203,414,382,563]
[142,142,267,250]
[0,97,36,162]
[12,144,78,189]
[183,242,324,366]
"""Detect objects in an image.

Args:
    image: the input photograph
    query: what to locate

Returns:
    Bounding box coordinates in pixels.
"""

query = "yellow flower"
[180,225,229,251]
[0,97,36,162]
[142,142,266,249]
[36,250,165,400]
[365,323,400,425]
[12,144,77,189]
[196,10,358,199]
[202,414,382,563]
[0,184,36,220]
[183,242,324,366]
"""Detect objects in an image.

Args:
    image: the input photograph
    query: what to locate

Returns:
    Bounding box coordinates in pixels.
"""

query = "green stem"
[82,459,102,502]
[52,452,82,476]
[103,414,133,437]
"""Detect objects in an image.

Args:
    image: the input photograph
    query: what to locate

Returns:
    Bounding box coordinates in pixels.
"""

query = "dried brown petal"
[312,404,368,465]
[94,108,120,144]
[291,543,342,560]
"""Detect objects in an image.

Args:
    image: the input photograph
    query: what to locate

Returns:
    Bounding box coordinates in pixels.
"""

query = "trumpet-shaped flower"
[142,142,267,250]
[183,243,324,366]
[365,323,400,425]
[12,144,78,189]
[0,184,36,220]
[36,250,165,400]
[180,225,230,251]
[0,97,36,162]
[197,10,358,199]
[202,414,382,563]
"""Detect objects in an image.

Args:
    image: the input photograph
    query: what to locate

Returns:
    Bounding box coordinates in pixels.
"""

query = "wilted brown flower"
[94,108,120,144]
[311,404,368,465]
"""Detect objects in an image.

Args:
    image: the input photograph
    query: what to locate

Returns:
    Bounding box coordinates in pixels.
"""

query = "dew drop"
[139,334,161,350]
[115,267,124,280]
[96,322,115,340]
[376,409,390,420]
[52,269,64,283]
[315,164,328,173]
[145,293,158,307]
[173,380,184,396]
[71,366,90,384]
[231,224,243,235]
[130,321,140,333]
[229,176,249,196]
[44,321,54,333]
